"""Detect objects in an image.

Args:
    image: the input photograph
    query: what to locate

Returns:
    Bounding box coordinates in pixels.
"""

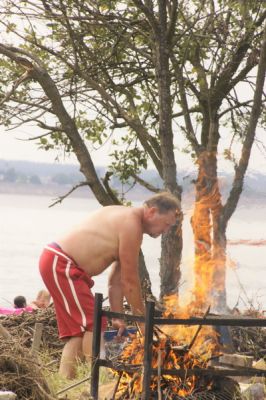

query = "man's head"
[14,295,27,309]
[143,191,181,238]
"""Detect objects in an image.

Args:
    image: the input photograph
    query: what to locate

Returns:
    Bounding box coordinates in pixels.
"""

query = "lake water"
[0,193,265,311]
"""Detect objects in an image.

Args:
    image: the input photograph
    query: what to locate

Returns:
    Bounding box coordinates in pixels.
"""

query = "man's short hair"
[14,295,27,309]
[144,191,181,214]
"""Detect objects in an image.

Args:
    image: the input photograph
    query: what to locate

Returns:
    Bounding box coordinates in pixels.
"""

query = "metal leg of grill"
[142,300,155,400]
[90,292,103,400]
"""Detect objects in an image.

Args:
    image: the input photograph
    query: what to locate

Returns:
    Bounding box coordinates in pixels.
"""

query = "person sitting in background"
[30,289,51,309]
[0,295,34,315]
[14,295,27,308]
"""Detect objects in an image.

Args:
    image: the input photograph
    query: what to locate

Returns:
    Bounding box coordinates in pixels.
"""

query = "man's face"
[144,207,177,238]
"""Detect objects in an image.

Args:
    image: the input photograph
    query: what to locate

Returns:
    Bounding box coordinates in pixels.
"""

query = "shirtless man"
[39,191,180,379]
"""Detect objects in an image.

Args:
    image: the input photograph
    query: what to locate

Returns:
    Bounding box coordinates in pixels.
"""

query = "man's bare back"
[57,205,144,276]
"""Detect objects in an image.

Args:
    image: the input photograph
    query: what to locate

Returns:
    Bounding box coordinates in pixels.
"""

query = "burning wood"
[99,299,266,400]
[109,302,224,399]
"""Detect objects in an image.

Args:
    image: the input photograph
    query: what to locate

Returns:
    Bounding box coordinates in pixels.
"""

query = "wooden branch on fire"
[102,310,266,327]
[90,293,266,400]
[97,358,266,378]
[187,305,211,350]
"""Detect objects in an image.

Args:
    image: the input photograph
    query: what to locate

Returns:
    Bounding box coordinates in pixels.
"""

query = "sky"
[0,124,265,174]
[0,1,265,174]
[0,125,111,167]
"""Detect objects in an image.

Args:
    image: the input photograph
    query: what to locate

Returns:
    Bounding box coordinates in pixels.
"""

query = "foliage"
[0,1,264,183]
[0,0,265,300]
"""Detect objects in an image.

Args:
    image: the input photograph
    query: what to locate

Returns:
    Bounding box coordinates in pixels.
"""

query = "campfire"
[91,292,266,400]
[108,297,239,399]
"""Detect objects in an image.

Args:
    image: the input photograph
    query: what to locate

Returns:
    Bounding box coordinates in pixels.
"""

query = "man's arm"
[108,261,126,334]
[118,217,145,321]
[108,261,123,312]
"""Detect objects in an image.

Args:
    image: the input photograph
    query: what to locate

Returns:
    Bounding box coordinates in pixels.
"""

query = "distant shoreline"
[0,182,151,201]
[1,158,266,203]
[1,182,266,204]
[0,181,92,198]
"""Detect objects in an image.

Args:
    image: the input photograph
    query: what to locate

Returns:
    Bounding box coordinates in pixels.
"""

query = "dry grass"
[0,338,56,399]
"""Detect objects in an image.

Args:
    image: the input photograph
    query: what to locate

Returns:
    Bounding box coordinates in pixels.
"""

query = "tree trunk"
[212,220,227,312]
[191,150,225,311]
[139,250,156,302]
[160,221,183,298]
[155,1,183,299]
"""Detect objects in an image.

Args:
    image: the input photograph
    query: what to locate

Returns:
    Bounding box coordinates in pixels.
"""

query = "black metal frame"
[90,293,266,400]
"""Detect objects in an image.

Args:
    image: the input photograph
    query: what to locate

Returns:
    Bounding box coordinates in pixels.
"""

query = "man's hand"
[112,318,127,338]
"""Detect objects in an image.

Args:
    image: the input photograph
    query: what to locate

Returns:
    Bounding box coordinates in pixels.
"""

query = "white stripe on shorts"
[65,261,87,330]
[52,255,71,315]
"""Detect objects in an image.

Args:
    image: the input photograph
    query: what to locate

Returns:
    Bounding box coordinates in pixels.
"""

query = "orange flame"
[114,295,220,398]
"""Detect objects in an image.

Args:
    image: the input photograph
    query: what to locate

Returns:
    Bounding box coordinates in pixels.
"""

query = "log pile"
[231,325,266,358]
[230,310,266,359]
[0,328,56,400]
[0,307,63,358]
[0,307,61,399]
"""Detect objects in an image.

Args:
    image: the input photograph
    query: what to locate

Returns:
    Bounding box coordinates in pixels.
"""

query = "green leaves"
[0,0,265,189]
[110,145,148,183]
[77,115,107,145]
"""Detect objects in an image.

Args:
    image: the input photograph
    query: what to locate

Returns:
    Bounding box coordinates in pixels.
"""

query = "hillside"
[0,159,265,203]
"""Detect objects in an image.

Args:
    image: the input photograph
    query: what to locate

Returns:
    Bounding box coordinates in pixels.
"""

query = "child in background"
[0,290,51,316]
[0,295,34,315]
[14,295,27,308]
[30,289,51,309]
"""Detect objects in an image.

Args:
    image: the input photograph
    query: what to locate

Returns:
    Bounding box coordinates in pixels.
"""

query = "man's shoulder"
[101,204,140,217]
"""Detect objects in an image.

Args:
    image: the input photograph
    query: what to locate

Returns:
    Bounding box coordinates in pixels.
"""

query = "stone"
[0,392,17,400]
[219,353,254,367]
[241,382,266,400]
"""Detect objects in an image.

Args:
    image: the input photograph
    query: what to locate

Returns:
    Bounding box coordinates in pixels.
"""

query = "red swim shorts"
[39,244,107,339]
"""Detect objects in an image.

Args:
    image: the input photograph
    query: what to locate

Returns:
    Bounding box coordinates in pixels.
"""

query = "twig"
[0,71,31,106]
[56,375,91,395]
[111,371,123,399]
[188,305,211,350]
[49,181,89,207]
[154,324,172,339]
[0,323,12,339]
[134,322,143,343]
[35,381,57,400]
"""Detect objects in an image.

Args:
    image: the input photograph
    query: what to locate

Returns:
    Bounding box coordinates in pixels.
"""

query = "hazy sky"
[0,126,111,166]
[0,124,265,173]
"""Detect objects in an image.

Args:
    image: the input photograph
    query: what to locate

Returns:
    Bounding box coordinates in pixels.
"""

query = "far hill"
[0,159,265,204]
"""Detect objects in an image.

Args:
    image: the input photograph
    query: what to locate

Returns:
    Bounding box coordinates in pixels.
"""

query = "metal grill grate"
[151,378,243,400]
[167,390,242,400]
[151,390,242,400]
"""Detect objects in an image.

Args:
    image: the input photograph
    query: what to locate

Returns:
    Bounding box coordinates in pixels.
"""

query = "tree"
[179,6,266,311]
[0,1,265,308]
[29,174,41,184]
[3,167,17,182]
[0,0,183,301]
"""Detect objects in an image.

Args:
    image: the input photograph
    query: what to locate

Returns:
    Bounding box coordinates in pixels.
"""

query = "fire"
[112,153,229,397]
[190,150,227,312]
[113,294,220,399]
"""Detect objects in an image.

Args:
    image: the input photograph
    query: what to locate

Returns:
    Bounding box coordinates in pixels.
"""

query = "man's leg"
[59,336,83,379]
[82,331,106,361]
[82,331,93,361]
